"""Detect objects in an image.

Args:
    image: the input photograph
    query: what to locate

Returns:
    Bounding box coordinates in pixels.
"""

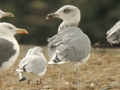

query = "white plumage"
[106,21,120,44]
[16,47,47,81]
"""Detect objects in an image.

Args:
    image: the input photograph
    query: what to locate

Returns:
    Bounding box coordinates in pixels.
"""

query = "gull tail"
[48,55,65,64]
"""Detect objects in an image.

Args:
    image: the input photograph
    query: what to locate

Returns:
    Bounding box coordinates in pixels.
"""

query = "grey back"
[48,27,91,62]
[0,38,16,67]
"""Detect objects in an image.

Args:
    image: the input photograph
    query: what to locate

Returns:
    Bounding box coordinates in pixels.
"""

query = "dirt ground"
[0,45,120,90]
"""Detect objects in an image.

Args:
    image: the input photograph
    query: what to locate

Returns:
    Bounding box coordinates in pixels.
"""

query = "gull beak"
[46,13,59,20]
[16,28,29,34]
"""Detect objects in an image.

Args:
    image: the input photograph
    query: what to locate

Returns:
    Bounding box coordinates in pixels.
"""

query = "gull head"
[0,22,28,36]
[31,47,43,53]
[27,47,43,56]
[46,5,81,23]
[0,10,14,19]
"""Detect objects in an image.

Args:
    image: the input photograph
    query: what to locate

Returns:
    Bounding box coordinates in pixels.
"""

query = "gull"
[46,5,91,65]
[46,5,91,89]
[0,10,14,19]
[0,22,28,70]
[106,21,120,44]
[0,22,28,88]
[16,47,47,83]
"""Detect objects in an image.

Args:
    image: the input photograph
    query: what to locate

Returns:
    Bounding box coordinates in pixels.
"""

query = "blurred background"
[0,0,120,46]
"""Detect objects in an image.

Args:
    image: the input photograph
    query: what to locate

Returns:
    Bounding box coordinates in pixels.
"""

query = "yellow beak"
[16,28,29,34]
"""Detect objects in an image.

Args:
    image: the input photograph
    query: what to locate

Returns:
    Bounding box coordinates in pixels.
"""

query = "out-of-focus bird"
[0,10,14,19]
[16,47,47,83]
[106,21,120,44]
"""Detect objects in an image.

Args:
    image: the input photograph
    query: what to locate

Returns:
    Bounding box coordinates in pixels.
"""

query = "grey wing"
[57,30,91,62]
[48,34,57,42]
[48,34,63,58]
[48,34,63,47]
[24,56,47,75]
[0,38,16,67]
[48,27,91,62]
[106,28,120,44]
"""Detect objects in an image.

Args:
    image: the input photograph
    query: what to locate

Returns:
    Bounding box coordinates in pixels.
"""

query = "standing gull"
[0,11,14,88]
[106,21,120,44]
[46,5,91,65]
[16,47,47,83]
[0,22,28,88]
[46,5,91,89]
[0,22,28,71]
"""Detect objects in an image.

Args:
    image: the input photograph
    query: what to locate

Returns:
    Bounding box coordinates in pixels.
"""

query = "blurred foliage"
[0,0,120,46]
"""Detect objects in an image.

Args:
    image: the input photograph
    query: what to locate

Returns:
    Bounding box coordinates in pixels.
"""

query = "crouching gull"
[0,10,14,19]
[16,47,47,82]
[46,5,91,65]
[106,21,120,44]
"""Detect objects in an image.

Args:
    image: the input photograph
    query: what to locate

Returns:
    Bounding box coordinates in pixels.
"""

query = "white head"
[0,10,14,19]
[0,22,28,37]
[47,5,81,25]
[27,47,43,56]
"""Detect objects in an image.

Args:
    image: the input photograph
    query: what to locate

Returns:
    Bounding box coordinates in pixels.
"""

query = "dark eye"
[7,26,14,29]
[63,8,71,13]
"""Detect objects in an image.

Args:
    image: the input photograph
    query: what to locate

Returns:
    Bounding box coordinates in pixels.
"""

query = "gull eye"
[63,8,71,13]
[5,25,14,29]
[8,26,13,29]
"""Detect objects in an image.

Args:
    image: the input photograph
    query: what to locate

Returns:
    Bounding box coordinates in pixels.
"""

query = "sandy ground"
[0,45,120,90]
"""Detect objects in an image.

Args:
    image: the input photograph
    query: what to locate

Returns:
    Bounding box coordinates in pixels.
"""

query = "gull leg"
[16,68,26,81]
[58,68,63,90]
[49,54,63,89]
[55,63,64,90]
[19,73,26,81]
[73,63,80,89]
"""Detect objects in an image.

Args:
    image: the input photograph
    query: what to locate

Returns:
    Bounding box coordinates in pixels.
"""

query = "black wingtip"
[19,77,26,82]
